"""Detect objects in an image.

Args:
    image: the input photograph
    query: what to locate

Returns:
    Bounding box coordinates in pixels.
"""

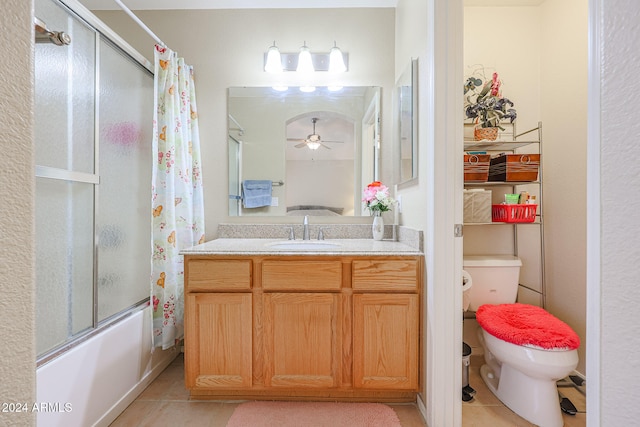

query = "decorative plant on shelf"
[464,71,517,140]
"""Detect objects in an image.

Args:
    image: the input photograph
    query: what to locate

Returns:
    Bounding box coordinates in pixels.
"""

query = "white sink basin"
[267,240,341,250]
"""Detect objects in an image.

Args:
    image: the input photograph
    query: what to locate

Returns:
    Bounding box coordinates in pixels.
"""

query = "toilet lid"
[476,303,580,350]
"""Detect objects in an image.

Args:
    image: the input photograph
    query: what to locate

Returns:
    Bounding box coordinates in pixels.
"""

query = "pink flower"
[490,72,501,96]
[362,181,394,213]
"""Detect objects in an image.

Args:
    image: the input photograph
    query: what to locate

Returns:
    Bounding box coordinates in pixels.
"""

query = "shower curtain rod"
[112,0,166,47]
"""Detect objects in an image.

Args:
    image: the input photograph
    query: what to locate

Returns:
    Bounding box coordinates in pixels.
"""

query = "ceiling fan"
[287,117,343,150]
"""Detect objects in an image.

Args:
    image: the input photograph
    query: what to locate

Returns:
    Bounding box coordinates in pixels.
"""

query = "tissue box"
[464,189,492,223]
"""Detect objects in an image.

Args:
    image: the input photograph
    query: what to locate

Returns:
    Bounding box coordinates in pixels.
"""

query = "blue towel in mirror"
[242,180,272,208]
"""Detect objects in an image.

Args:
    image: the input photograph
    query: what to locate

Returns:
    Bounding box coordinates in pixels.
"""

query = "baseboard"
[415,395,428,424]
[94,346,180,427]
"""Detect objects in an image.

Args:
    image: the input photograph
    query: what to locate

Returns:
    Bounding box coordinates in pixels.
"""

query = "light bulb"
[265,42,282,73]
[299,86,316,93]
[307,141,321,150]
[297,42,314,73]
[328,43,346,73]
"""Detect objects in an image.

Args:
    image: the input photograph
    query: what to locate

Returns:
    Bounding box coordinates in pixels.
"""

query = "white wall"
[0,1,36,425]
[540,0,588,375]
[36,308,178,426]
[464,7,541,133]
[97,8,396,234]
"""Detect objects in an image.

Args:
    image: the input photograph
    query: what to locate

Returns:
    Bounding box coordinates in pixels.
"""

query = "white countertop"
[180,238,423,256]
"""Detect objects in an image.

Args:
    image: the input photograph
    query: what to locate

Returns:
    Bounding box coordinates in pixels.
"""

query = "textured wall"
[0,0,36,425]
[599,0,640,423]
[540,0,588,375]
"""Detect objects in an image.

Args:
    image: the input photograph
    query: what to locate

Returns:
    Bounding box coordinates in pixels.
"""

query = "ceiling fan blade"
[287,138,306,142]
[294,142,307,148]
[320,140,344,143]
[320,143,332,149]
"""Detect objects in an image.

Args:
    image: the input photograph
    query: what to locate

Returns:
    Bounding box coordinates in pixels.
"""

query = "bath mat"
[225,401,402,427]
[476,303,580,350]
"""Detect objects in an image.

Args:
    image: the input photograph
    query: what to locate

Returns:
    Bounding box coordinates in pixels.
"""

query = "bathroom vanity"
[181,238,423,401]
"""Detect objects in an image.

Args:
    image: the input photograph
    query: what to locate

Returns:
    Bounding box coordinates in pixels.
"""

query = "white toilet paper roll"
[462,270,473,291]
[462,270,473,311]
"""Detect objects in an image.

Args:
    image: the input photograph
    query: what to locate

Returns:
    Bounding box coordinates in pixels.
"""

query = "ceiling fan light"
[307,141,321,150]
[329,43,347,73]
[299,86,316,93]
[265,42,282,73]
[297,43,315,73]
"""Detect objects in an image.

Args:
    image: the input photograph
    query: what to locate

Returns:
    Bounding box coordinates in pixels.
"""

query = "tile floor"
[110,354,586,426]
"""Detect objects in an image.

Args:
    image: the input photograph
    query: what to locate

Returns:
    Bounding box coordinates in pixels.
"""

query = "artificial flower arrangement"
[362,181,395,214]
[464,71,517,130]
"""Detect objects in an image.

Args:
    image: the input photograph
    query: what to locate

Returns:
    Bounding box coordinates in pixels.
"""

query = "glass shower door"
[34,0,96,355]
[34,0,153,358]
[96,39,152,321]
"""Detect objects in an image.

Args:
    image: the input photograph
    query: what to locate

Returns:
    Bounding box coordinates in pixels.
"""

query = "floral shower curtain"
[151,44,205,349]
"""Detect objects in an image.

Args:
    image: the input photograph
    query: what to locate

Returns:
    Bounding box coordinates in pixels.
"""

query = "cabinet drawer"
[352,259,419,292]
[186,259,251,291]
[262,260,342,291]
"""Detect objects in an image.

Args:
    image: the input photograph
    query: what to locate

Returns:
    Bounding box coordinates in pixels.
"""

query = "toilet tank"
[463,255,522,311]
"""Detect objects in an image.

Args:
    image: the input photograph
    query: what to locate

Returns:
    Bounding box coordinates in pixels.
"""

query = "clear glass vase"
[372,211,384,241]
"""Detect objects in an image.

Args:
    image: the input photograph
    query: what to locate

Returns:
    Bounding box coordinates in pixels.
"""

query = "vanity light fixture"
[263,42,349,73]
[264,41,282,73]
[328,42,347,73]
[297,42,314,73]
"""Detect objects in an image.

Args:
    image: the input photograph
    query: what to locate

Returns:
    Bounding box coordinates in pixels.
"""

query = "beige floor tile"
[112,352,585,427]
[389,404,427,427]
[134,401,231,427]
[463,405,535,427]
[562,412,587,427]
[559,386,587,413]
[109,400,162,427]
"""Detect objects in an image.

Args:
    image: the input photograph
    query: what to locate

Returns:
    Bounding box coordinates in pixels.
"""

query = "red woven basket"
[492,204,537,223]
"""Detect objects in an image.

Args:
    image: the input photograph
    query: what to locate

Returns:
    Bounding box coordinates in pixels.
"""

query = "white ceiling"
[81,0,545,11]
[80,0,398,10]
[465,0,544,5]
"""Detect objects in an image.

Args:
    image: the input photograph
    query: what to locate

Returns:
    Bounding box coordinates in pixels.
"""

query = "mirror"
[398,58,418,184]
[228,86,381,217]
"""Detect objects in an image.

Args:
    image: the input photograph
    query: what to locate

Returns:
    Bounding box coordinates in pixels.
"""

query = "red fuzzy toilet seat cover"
[476,303,580,350]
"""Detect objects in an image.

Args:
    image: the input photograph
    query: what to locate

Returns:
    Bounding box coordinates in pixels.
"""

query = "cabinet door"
[353,293,418,390]
[263,293,341,388]
[185,293,252,389]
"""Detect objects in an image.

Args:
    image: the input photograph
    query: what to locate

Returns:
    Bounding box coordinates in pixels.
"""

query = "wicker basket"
[464,154,490,182]
[489,154,540,182]
[474,126,499,141]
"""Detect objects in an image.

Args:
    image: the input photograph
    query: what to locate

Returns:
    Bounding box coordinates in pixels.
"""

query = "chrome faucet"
[302,215,310,240]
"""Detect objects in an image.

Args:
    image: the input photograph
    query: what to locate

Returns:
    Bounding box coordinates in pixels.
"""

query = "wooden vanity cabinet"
[184,258,253,390]
[183,254,422,401]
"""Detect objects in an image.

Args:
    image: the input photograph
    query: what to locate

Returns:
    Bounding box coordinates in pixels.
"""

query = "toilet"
[464,256,580,427]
